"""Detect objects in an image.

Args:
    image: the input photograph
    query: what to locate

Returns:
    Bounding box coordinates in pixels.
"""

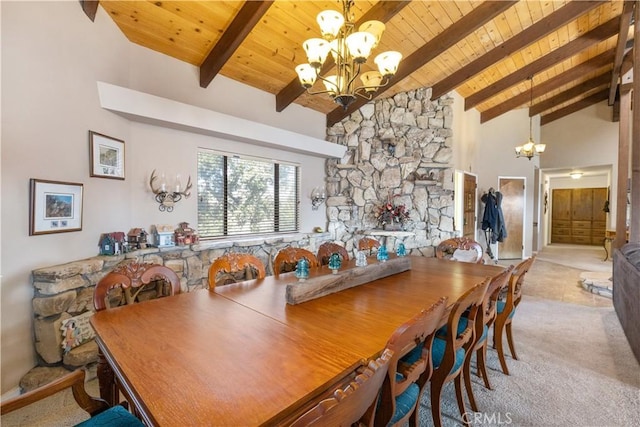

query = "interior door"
[498,177,525,259]
[463,173,477,239]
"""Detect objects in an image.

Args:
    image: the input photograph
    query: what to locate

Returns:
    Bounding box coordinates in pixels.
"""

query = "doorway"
[498,177,525,259]
[463,173,477,240]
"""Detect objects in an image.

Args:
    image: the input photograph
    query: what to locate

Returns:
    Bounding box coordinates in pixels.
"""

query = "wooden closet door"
[551,189,572,243]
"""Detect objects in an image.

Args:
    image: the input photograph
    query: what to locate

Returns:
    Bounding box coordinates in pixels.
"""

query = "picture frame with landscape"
[29,179,83,235]
[89,131,125,179]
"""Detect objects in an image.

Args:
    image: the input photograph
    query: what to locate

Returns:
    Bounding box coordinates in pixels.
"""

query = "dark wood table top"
[91,256,505,426]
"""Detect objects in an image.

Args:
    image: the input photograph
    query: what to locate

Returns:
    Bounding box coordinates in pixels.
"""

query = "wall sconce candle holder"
[311,186,326,210]
[149,169,192,212]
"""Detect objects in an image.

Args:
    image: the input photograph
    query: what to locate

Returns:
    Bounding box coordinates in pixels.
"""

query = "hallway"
[506,243,613,308]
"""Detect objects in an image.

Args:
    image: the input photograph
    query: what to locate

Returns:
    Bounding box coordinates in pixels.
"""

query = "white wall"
[1,1,327,393]
[540,101,619,228]
[475,109,539,258]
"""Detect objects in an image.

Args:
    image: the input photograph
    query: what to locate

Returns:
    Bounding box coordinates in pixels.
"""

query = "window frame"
[197,148,300,239]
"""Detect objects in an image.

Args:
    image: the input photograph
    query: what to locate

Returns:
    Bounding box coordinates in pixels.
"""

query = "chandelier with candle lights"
[295,0,402,110]
[515,76,546,160]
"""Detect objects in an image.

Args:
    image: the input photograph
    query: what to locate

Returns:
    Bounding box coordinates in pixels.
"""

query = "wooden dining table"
[90,255,505,426]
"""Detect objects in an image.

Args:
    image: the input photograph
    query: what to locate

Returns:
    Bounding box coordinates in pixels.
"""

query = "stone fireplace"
[324,87,456,256]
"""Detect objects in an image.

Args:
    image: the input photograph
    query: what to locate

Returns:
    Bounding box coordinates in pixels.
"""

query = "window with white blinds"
[197,149,300,238]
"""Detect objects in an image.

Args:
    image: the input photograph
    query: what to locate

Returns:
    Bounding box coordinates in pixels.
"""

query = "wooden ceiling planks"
[96,0,630,124]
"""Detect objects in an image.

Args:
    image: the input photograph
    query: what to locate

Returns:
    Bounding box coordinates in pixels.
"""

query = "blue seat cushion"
[75,405,144,427]
[431,337,466,374]
[497,301,516,319]
[388,382,420,426]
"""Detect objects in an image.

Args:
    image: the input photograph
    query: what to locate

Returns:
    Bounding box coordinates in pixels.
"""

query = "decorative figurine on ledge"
[99,232,126,255]
[127,228,148,250]
[154,224,175,247]
[328,252,342,274]
[295,258,310,281]
[356,251,368,267]
[396,242,407,257]
[377,245,389,262]
[174,222,199,246]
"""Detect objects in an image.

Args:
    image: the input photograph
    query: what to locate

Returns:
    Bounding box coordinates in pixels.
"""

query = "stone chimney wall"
[324,88,456,255]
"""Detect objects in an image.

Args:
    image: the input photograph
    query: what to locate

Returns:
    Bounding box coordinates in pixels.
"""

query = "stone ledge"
[580,271,613,298]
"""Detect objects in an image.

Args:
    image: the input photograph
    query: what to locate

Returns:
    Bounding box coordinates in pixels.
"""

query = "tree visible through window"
[197,150,299,237]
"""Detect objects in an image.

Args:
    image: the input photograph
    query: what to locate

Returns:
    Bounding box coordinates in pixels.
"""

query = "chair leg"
[505,322,518,360]
[430,377,444,427]
[454,375,470,427]
[493,321,510,375]
[463,355,479,412]
[477,344,492,390]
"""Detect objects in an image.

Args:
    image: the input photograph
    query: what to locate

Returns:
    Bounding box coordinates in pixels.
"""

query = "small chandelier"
[515,76,546,160]
[295,0,402,110]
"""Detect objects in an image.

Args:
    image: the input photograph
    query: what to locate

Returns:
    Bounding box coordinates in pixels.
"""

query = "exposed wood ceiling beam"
[199,1,274,88]
[608,0,635,105]
[540,89,609,125]
[465,16,619,111]
[275,1,411,113]
[480,49,615,123]
[431,0,605,100]
[530,72,611,116]
[79,0,99,22]
[326,0,517,127]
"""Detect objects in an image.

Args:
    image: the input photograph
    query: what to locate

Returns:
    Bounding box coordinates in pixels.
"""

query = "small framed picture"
[89,131,125,180]
[29,179,83,235]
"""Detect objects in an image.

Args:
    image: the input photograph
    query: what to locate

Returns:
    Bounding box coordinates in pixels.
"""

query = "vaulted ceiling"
[82,1,635,127]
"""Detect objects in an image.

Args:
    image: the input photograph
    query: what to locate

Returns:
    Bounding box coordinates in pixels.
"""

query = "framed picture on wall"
[89,131,125,179]
[29,179,83,235]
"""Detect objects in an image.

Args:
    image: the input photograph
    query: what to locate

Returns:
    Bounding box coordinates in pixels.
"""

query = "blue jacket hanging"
[481,190,507,243]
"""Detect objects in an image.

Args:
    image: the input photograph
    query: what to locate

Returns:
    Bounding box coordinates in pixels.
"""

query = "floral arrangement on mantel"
[374,198,410,230]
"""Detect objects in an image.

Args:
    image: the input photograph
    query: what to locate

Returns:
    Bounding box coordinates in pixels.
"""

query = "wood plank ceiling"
[89,1,635,127]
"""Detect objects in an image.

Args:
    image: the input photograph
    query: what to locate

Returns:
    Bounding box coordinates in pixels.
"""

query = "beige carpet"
[3,245,638,426]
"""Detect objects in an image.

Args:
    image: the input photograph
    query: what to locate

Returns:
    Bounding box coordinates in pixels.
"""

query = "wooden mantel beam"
[79,0,99,22]
[199,1,274,89]
[608,1,635,105]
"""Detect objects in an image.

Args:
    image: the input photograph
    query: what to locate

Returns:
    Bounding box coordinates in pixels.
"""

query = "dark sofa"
[613,243,640,364]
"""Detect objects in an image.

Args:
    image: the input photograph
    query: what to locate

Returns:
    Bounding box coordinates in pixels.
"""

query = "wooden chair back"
[1,369,108,417]
[289,350,393,427]
[93,262,180,311]
[493,255,536,375]
[429,278,490,427]
[273,247,319,275]
[357,237,380,255]
[376,297,448,427]
[0,369,142,426]
[208,252,266,289]
[92,262,180,409]
[481,265,515,330]
[317,242,350,266]
[435,237,484,264]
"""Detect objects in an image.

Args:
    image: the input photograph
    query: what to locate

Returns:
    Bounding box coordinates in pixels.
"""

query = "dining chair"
[462,265,514,412]
[208,252,266,289]
[273,247,319,275]
[376,297,448,427]
[429,278,490,427]
[357,237,380,255]
[317,242,350,266]
[435,237,484,264]
[0,369,143,426]
[93,262,180,408]
[289,349,393,427]
[493,255,536,375]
